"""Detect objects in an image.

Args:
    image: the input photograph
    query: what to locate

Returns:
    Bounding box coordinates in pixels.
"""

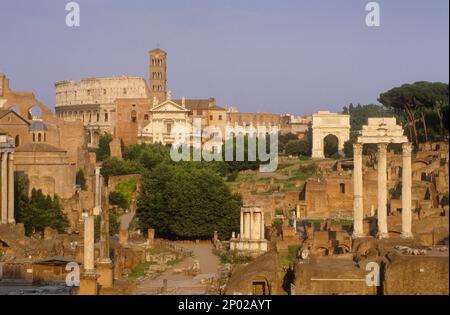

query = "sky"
[0,0,448,115]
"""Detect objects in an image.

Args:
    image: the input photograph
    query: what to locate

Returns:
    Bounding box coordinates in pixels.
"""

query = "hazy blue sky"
[0,0,448,115]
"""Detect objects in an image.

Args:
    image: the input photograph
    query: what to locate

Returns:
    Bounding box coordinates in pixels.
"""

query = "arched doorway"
[323,134,339,158]
[14,135,21,147]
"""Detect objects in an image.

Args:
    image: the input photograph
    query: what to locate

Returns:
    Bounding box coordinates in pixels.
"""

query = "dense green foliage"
[124,143,171,169]
[278,133,299,153]
[137,162,242,239]
[15,177,69,236]
[96,134,113,161]
[378,81,449,145]
[109,191,129,210]
[285,139,310,157]
[115,178,137,209]
[100,143,244,240]
[100,157,143,183]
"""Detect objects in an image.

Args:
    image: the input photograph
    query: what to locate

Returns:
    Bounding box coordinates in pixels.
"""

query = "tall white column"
[1,152,7,225]
[249,210,253,240]
[401,142,413,238]
[7,153,14,224]
[260,211,265,240]
[84,215,95,273]
[93,167,101,215]
[377,143,389,238]
[240,210,244,238]
[352,143,364,238]
[244,212,251,239]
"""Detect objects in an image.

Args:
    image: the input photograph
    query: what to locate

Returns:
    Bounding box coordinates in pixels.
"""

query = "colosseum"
[55,77,149,147]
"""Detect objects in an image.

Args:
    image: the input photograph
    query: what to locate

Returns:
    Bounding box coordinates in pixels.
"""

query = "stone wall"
[114,98,150,146]
[383,252,449,294]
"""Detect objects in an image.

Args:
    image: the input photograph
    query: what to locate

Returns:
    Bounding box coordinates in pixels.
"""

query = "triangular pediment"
[150,100,188,112]
[0,110,31,126]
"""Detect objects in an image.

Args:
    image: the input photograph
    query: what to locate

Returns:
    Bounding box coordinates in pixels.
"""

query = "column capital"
[353,143,363,154]
[402,142,412,156]
[377,143,388,157]
[7,152,14,161]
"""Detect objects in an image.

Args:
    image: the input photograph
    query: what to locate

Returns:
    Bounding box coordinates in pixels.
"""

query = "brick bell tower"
[149,48,167,105]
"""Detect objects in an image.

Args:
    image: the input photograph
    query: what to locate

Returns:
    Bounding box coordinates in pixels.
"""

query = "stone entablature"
[311,111,350,158]
[358,117,408,144]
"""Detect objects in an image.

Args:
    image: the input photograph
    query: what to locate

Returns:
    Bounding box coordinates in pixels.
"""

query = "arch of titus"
[352,117,413,239]
[311,111,350,158]
[0,132,15,225]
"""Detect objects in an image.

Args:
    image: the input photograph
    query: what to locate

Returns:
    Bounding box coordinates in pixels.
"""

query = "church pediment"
[150,100,188,112]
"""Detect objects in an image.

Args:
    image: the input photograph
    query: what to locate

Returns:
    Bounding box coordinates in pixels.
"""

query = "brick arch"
[6,100,54,121]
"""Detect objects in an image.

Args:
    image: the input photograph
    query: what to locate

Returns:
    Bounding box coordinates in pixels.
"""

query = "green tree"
[100,157,143,183]
[96,134,113,161]
[222,135,262,174]
[123,143,170,170]
[109,191,129,210]
[378,82,449,146]
[278,133,299,153]
[94,210,120,241]
[285,140,309,156]
[137,162,242,239]
[15,181,69,236]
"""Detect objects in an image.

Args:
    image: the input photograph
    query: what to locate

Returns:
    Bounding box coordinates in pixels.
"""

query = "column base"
[377,232,389,239]
[96,260,114,289]
[8,219,15,225]
[352,232,365,239]
[79,272,99,295]
[400,232,414,239]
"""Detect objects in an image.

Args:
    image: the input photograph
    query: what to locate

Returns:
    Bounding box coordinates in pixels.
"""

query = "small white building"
[230,206,268,252]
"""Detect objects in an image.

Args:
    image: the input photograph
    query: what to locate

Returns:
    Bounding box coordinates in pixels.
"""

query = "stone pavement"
[133,242,221,295]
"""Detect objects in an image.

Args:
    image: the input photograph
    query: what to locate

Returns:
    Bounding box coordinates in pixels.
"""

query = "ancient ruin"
[230,206,268,253]
[353,117,412,239]
[311,111,350,159]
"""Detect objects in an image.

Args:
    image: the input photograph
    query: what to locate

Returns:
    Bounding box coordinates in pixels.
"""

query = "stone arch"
[27,105,43,120]
[311,112,350,159]
[323,134,339,158]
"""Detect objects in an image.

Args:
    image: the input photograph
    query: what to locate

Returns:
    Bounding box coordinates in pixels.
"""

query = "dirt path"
[133,242,221,295]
